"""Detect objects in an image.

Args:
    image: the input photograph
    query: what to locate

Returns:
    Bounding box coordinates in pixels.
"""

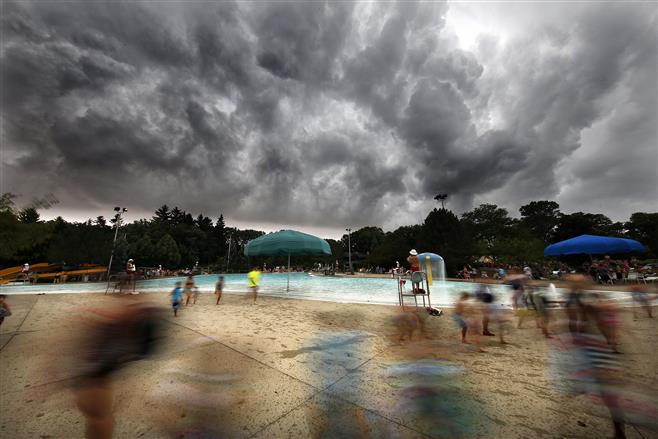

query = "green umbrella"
[244,229,332,291]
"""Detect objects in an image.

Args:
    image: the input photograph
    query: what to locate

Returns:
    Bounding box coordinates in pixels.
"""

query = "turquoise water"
[0,273,630,306]
[0,272,560,306]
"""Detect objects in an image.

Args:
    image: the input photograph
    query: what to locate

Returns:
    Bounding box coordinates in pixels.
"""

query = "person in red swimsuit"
[407,250,421,293]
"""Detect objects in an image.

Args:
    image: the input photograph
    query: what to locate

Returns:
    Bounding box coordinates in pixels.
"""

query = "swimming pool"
[0,272,571,306]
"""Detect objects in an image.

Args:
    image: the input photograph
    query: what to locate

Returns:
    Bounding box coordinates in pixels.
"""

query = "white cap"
[409,249,418,256]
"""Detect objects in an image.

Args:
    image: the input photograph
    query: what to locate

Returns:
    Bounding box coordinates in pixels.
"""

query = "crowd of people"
[9,252,647,439]
[168,269,262,317]
[444,274,655,438]
[584,256,656,284]
[40,251,650,439]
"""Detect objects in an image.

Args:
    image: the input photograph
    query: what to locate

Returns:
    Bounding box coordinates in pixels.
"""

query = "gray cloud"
[470,4,658,218]
[1,1,656,233]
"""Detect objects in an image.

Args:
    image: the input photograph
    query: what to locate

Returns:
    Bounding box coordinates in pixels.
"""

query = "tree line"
[1,193,656,275]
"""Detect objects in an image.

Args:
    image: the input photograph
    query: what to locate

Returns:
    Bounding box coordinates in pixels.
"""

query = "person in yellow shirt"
[247,268,261,304]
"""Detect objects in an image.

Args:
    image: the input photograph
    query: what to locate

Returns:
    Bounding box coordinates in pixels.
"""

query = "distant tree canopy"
[1,193,657,275]
[519,201,561,244]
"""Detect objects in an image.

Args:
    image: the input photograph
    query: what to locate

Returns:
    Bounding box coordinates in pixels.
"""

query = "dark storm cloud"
[471,4,658,215]
[401,78,472,155]
[254,1,354,83]
[2,1,656,231]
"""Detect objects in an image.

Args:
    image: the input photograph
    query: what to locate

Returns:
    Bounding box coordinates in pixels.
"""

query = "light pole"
[345,228,352,274]
[106,207,127,291]
[226,234,232,273]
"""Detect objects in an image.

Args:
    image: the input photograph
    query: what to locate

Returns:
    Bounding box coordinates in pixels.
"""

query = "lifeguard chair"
[398,271,431,310]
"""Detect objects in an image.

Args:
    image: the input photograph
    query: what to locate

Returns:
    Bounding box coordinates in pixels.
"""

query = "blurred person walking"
[593,293,622,353]
[247,267,261,304]
[215,276,225,305]
[125,259,136,293]
[171,282,183,317]
[475,284,495,336]
[22,262,30,280]
[573,300,627,438]
[454,293,470,343]
[184,275,195,306]
[565,275,588,335]
[631,285,653,318]
[530,286,552,338]
[508,275,525,310]
[72,296,163,439]
[492,302,513,344]
[0,295,12,326]
[516,286,536,330]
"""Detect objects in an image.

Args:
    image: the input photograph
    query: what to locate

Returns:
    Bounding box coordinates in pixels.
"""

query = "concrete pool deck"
[0,292,656,438]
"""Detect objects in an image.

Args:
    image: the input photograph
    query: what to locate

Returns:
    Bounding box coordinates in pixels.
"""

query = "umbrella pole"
[287,253,290,292]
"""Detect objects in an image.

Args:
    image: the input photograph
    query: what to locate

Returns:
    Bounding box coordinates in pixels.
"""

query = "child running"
[247,268,261,304]
[171,282,183,317]
[492,303,513,344]
[184,275,195,306]
[215,276,224,305]
[530,287,552,339]
[454,292,469,343]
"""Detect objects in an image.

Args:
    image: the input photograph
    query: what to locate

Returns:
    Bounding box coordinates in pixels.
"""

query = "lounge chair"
[626,272,646,284]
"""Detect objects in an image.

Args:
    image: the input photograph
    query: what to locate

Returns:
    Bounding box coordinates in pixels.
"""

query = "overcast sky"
[2,1,656,238]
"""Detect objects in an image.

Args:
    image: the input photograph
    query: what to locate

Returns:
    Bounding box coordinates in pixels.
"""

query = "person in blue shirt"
[171,282,183,316]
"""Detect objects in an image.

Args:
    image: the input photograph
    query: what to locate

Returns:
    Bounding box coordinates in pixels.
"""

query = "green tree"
[133,236,156,266]
[421,208,473,275]
[0,193,16,213]
[369,225,421,268]
[1,209,52,265]
[493,227,545,264]
[553,212,615,242]
[195,214,214,232]
[228,229,265,271]
[214,215,227,260]
[341,227,385,256]
[626,212,658,258]
[0,195,54,265]
[155,234,181,268]
[192,214,215,265]
[519,201,561,243]
[169,207,185,226]
[153,205,171,224]
[112,236,130,271]
[461,204,514,255]
[18,207,40,224]
[46,221,113,266]
[325,239,345,262]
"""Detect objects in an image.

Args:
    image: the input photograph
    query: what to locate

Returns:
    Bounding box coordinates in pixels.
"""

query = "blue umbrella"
[544,235,646,257]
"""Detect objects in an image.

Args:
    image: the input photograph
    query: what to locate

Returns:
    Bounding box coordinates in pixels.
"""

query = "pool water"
[0,272,574,306]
